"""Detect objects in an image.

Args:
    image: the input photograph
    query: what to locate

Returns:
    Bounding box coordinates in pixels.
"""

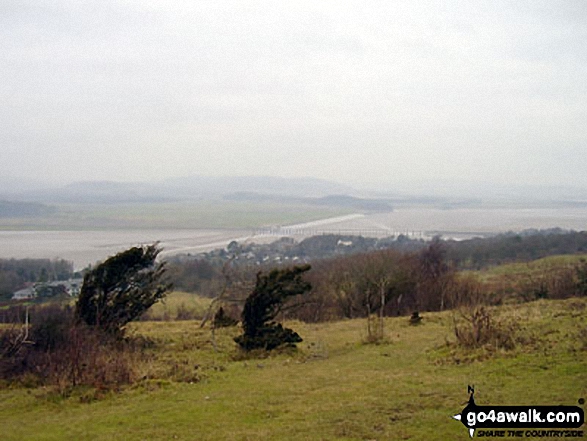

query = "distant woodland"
[3,230,587,318]
[163,229,587,322]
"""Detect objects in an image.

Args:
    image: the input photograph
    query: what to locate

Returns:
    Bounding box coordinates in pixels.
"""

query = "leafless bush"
[518,266,578,302]
[363,318,387,344]
[446,273,488,308]
[0,304,28,324]
[1,305,138,392]
[30,304,73,351]
[0,307,34,378]
[453,307,519,350]
[37,325,137,392]
[0,326,28,368]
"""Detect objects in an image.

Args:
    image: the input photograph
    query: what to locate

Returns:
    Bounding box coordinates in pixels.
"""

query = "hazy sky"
[1,0,586,190]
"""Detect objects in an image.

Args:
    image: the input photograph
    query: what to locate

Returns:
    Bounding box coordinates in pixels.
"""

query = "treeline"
[166,259,223,297]
[291,240,477,322]
[0,258,73,300]
[168,230,587,298]
[166,240,481,323]
[446,230,587,269]
[286,234,421,259]
[290,245,587,323]
[4,230,586,312]
[165,231,587,324]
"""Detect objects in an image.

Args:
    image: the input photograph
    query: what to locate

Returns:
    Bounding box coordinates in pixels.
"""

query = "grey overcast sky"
[1,0,586,190]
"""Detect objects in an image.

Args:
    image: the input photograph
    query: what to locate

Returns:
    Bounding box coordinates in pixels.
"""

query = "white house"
[12,287,35,300]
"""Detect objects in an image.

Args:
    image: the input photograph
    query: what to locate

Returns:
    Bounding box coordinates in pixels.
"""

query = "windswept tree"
[235,265,311,351]
[75,244,171,335]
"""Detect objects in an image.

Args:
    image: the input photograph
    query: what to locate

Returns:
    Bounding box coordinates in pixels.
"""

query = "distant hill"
[11,176,358,204]
[11,181,174,204]
[311,195,393,211]
[223,192,393,212]
[161,175,356,198]
[0,200,56,218]
[5,175,587,209]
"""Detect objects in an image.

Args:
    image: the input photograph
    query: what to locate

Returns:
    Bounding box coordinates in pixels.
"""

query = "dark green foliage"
[75,244,171,335]
[235,265,311,351]
[35,284,67,298]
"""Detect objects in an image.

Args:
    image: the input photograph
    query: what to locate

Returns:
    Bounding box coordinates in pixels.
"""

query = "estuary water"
[0,229,252,270]
[1,207,586,269]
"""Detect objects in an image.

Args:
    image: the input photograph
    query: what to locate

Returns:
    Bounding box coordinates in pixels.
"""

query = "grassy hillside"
[1,297,585,440]
[143,291,213,321]
[471,254,587,303]
[476,254,587,279]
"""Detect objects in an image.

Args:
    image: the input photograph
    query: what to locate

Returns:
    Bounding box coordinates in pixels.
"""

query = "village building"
[12,278,83,300]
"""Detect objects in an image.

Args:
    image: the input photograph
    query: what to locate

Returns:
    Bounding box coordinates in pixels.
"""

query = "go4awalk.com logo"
[452,386,585,438]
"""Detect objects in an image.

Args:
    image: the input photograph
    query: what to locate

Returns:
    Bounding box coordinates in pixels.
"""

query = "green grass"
[468,254,587,303]
[144,291,213,321]
[0,201,353,230]
[1,298,586,440]
[477,254,587,280]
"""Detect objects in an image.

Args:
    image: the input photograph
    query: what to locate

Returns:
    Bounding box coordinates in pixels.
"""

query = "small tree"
[75,244,171,335]
[235,265,311,351]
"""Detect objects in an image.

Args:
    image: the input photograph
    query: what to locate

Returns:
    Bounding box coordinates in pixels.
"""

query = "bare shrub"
[1,305,138,392]
[518,265,578,302]
[30,304,73,351]
[35,325,137,392]
[0,304,29,324]
[446,273,487,308]
[363,321,388,345]
[0,307,34,378]
[0,326,29,375]
[453,307,519,350]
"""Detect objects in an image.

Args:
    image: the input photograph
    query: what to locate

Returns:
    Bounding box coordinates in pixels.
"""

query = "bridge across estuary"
[252,226,425,238]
